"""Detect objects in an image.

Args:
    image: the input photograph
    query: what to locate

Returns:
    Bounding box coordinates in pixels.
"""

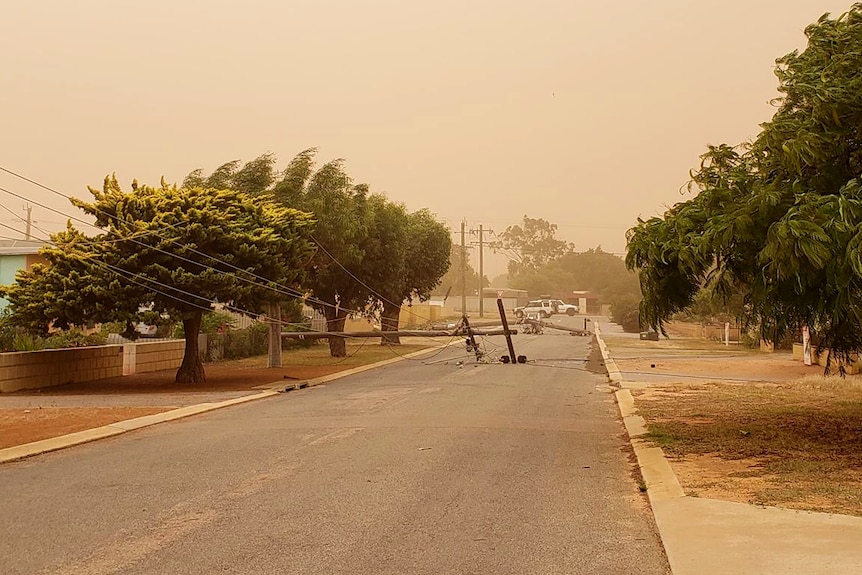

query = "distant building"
[0,240,47,311]
[571,290,601,314]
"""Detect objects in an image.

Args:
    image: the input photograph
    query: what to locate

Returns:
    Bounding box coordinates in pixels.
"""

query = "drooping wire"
[1,165,440,327]
[0,171,420,322]
[0,179,368,318]
[0,222,351,336]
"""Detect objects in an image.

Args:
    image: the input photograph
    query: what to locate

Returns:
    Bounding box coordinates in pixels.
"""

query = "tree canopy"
[492,216,572,276]
[626,5,862,362]
[4,176,314,382]
[363,202,451,343]
[186,150,452,355]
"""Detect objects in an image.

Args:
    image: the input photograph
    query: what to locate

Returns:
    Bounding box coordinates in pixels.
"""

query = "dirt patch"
[0,407,172,449]
[16,364,350,395]
[0,362,336,452]
[605,329,862,515]
[669,454,775,504]
[634,379,862,516]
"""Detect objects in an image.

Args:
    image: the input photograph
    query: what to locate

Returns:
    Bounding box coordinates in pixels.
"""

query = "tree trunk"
[176,310,205,383]
[267,302,282,368]
[380,302,402,345]
[324,306,348,357]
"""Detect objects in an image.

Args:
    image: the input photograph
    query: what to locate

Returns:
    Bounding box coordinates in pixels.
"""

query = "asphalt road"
[0,316,669,574]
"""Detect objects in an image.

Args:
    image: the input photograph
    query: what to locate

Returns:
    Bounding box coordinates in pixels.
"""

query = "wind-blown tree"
[4,176,315,382]
[187,150,451,352]
[493,216,573,277]
[272,150,373,357]
[627,5,862,364]
[184,153,279,195]
[363,203,451,344]
[186,149,372,358]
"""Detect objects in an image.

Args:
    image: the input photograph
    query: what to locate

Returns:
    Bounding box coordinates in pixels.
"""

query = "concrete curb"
[0,343,453,464]
[593,324,623,383]
[593,324,685,504]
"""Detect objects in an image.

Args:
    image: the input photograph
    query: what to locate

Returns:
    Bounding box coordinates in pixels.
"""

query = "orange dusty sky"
[0,1,853,277]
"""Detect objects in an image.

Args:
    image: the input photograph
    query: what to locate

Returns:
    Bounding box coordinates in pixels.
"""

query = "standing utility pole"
[24,205,31,240]
[460,220,467,315]
[15,205,33,240]
[470,224,493,318]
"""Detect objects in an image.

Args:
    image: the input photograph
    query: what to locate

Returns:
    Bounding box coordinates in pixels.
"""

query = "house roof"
[572,290,600,299]
[0,239,45,255]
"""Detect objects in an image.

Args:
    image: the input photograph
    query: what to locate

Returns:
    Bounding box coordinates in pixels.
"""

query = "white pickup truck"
[548,299,579,316]
[514,300,553,319]
[514,299,578,318]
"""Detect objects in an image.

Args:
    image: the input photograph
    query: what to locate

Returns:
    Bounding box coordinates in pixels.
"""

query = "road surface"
[0,316,669,574]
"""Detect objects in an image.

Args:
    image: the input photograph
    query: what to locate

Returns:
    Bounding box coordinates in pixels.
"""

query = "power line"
[0,177,355,315]
[2,223,346,335]
[1,167,445,325]
[0,170,431,329]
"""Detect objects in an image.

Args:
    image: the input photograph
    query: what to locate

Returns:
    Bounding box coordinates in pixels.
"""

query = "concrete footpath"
[594,322,862,575]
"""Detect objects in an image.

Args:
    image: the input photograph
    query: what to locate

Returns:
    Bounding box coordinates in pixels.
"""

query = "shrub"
[219,322,269,360]
[609,294,642,333]
[42,329,107,349]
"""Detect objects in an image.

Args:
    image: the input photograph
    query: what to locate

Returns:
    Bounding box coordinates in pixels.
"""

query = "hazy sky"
[0,0,853,277]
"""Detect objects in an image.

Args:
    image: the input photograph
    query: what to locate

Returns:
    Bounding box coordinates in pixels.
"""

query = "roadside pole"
[497,298,517,364]
[461,220,467,316]
[267,302,282,368]
[478,224,484,318]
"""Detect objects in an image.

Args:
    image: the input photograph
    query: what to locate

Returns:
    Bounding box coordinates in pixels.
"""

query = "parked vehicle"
[514,300,554,319]
[514,299,579,318]
[548,299,579,316]
[134,322,159,338]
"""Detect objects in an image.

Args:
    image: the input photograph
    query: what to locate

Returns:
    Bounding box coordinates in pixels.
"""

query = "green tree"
[493,216,572,276]
[366,205,451,343]
[272,151,373,357]
[627,5,862,362]
[507,246,643,330]
[185,149,372,358]
[4,176,314,382]
[507,266,575,298]
[186,150,451,351]
[184,153,279,195]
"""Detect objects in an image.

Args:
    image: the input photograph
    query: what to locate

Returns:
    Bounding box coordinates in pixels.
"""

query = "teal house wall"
[0,254,27,311]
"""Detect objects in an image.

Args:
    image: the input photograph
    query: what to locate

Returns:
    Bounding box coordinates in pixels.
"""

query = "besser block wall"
[0,340,185,393]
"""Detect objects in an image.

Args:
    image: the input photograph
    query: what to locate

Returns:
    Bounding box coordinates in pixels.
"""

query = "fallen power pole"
[281,328,517,340]
[497,297,518,363]
[534,321,591,336]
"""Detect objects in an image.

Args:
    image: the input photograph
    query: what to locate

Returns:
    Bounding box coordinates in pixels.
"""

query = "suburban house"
[0,240,46,311]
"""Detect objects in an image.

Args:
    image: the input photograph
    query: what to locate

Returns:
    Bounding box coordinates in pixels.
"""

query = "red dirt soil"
[0,363,348,450]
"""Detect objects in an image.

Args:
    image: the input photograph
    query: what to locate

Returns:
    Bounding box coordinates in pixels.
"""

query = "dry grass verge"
[633,377,862,516]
